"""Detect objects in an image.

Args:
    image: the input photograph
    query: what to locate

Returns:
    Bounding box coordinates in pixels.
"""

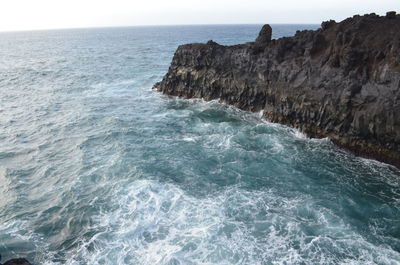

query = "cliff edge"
[154,12,400,168]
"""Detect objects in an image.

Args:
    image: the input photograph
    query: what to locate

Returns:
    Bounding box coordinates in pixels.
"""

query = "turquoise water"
[0,25,400,265]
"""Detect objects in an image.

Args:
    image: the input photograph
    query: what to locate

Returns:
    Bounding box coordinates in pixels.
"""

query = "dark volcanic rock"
[154,13,400,168]
[255,24,272,43]
[386,11,397,19]
[1,258,31,265]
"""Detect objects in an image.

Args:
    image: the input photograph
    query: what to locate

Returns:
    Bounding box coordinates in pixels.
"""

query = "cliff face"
[154,12,400,168]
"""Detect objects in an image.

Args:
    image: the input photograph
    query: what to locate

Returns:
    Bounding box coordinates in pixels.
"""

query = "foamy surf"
[1,25,399,265]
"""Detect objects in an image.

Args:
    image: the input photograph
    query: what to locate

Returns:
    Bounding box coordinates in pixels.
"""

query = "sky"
[0,0,399,32]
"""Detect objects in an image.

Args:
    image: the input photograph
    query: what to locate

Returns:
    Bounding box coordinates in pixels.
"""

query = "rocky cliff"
[154,12,400,168]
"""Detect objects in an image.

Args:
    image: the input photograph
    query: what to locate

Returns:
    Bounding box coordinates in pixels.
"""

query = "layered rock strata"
[154,12,400,168]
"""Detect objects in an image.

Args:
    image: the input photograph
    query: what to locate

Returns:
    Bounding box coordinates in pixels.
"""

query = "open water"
[0,25,400,264]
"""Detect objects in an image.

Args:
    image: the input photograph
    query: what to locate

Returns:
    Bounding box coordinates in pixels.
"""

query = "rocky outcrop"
[154,12,400,168]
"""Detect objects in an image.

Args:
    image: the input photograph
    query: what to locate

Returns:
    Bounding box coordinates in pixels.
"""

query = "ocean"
[0,25,399,265]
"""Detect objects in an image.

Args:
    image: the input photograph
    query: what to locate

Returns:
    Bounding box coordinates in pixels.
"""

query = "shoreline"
[155,12,400,168]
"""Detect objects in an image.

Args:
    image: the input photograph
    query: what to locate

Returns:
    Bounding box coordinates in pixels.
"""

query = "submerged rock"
[1,258,31,265]
[154,12,400,168]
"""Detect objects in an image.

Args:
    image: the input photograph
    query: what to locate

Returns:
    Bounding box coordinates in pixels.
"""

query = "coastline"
[154,12,400,168]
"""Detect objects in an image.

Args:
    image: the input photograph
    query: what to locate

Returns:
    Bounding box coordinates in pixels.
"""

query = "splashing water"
[0,25,399,264]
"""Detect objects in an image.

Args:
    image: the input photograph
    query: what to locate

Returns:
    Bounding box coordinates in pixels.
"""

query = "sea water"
[0,25,399,265]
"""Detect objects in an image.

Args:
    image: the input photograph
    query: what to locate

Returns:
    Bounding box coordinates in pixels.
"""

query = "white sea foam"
[35,179,399,265]
[292,129,308,139]
[2,26,400,265]
[182,136,197,142]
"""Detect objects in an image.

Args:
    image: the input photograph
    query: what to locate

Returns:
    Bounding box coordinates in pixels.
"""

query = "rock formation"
[154,12,400,168]
[0,256,31,265]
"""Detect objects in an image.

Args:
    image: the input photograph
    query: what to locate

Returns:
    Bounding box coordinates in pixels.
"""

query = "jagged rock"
[154,13,400,168]
[255,24,272,43]
[206,40,219,45]
[386,11,396,19]
[321,20,336,30]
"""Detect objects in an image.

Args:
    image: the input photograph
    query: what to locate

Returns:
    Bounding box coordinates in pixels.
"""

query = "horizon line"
[0,23,321,34]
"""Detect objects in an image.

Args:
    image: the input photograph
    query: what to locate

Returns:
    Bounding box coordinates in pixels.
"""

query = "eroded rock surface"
[154,12,400,168]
